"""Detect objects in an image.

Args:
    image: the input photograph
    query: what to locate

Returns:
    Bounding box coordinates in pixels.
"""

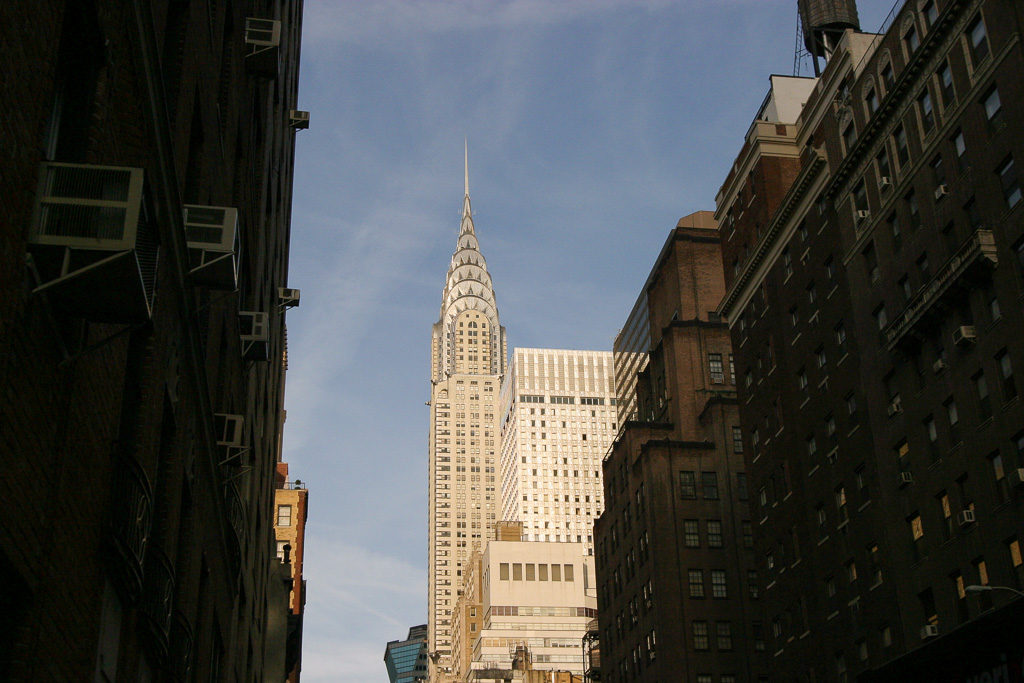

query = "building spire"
[460,140,474,232]
[464,137,470,197]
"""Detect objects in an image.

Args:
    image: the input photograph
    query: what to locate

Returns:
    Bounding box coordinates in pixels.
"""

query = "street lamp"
[965,584,1024,598]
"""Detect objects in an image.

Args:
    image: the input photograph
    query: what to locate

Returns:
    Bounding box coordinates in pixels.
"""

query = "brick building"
[274,463,309,681]
[0,0,305,679]
[716,0,1024,679]
[595,212,767,683]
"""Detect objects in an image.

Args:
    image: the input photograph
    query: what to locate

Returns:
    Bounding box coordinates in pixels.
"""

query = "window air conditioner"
[856,210,871,220]
[880,176,893,189]
[920,624,939,639]
[289,110,310,130]
[898,471,914,487]
[932,359,947,373]
[887,397,903,417]
[244,18,281,78]
[934,184,950,200]
[956,509,976,527]
[278,287,300,308]
[214,413,245,449]
[183,205,238,290]
[952,325,976,347]
[240,311,270,361]
[27,162,157,322]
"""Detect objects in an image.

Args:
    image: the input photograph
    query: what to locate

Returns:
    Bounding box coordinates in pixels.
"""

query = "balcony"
[107,453,153,601]
[883,230,997,351]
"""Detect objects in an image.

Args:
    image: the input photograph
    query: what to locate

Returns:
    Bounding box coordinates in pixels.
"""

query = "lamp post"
[965,584,1024,598]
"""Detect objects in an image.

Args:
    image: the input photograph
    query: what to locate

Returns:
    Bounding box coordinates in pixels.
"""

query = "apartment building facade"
[717,0,1024,679]
[0,0,305,679]
[596,212,767,683]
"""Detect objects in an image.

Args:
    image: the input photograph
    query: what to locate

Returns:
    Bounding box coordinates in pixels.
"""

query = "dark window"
[918,89,935,133]
[881,62,895,90]
[707,520,723,548]
[865,87,879,114]
[937,61,955,108]
[702,472,719,499]
[684,520,700,547]
[997,350,1016,400]
[983,86,1002,123]
[905,23,920,53]
[997,156,1022,208]
[679,471,696,499]
[733,427,744,454]
[894,125,910,167]
[975,371,992,420]
[967,14,990,66]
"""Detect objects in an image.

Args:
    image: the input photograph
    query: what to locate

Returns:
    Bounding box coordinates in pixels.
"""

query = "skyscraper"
[498,348,615,554]
[428,147,507,679]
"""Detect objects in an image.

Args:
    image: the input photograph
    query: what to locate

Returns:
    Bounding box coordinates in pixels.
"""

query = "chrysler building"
[427,146,506,679]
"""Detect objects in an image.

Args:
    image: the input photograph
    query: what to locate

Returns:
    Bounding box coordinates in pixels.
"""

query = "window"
[853,180,869,220]
[679,471,696,499]
[709,353,725,384]
[952,130,967,171]
[707,520,723,548]
[729,354,736,384]
[798,369,808,393]
[937,61,955,108]
[276,540,288,561]
[717,622,733,650]
[684,520,700,548]
[946,397,961,443]
[925,415,939,461]
[881,62,895,90]
[923,0,938,26]
[748,569,759,598]
[874,305,888,331]
[564,564,574,581]
[693,622,709,650]
[500,563,509,580]
[689,569,705,598]
[967,14,990,66]
[843,122,857,154]
[817,346,827,369]
[894,125,910,167]
[277,505,292,527]
[807,435,817,456]
[877,147,892,184]
[863,243,879,282]
[733,427,744,453]
[742,521,753,548]
[918,89,935,134]
[835,323,847,352]
[983,86,1002,123]
[711,570,728,598]
[975,371,992,420]
[997,157,1021,208]
[865,87,879,114]
[998,350,1017,400]
[991,452,1009,503]
[909,513,925,561]
[1009,538,1024,588]
[783,248,792,278]
[907,189,921,229]
[904,23,920,54]
[702,472,719,499]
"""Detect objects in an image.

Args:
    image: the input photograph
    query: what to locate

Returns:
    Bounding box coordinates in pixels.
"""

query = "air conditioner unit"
[27,162,157,323]
[933,359,947,373]
[1009,468,1024,489]
[920,624,939,639]
[952,325,977,347]
[880,176,893,189]
[957,509,976,527]
[934,184,950,199]
[857,210,871,220]
[887,397,903,417]
[183,205,238,290]
[240,311,270,361]
[898,471,914,487]
[214,413,245,449]
[278,287,300,308]
[244,18,280,78]
[289,110,310,129]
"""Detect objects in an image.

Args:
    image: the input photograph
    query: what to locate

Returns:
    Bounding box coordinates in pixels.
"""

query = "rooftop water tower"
[799,0,860,74]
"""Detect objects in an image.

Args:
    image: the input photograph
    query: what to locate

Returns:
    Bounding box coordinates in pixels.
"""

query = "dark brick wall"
[0,0,304,680]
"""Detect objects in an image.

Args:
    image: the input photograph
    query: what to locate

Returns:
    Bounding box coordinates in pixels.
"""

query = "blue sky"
[283,1,895,680]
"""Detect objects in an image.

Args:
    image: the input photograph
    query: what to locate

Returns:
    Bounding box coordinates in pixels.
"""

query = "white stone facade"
[470,541,596,677]
[498,349,615,555]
